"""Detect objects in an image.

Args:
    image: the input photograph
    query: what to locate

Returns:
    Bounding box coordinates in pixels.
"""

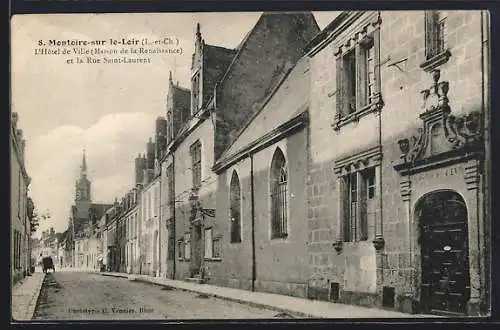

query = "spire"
[169,71,173,85]
[81,148,87,177]
[196,22,201,41]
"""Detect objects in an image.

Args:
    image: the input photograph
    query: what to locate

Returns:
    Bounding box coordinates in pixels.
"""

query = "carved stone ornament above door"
[394,69,483,175]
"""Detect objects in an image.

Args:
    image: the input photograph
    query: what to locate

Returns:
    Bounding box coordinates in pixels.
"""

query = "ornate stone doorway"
[416,190,470,315]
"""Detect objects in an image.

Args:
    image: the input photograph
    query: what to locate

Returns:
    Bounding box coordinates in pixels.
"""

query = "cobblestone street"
[33,272,286,320]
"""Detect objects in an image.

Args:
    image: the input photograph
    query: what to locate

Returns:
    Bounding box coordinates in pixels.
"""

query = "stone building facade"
[11,112,31,285]
[212,56,312,296]
[159,13,320,285]
[304,10,490,316]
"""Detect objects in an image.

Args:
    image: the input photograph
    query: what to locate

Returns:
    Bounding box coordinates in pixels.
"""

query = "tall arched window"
[270,148,288,239]
[230,170,242,243]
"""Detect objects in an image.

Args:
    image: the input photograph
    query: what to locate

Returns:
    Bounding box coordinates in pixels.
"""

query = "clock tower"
[74,149,91,219]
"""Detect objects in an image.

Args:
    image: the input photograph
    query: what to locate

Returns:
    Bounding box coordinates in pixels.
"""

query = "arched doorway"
[416,190,470,315]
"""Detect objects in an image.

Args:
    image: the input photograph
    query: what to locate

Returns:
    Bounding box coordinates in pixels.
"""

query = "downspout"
[172,155,176,280]
[158,174,162,277]
[249,152,256,292]
[480,9,490,312]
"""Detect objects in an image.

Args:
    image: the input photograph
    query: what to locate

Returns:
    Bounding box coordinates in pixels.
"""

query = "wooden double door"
[419,191,471,315]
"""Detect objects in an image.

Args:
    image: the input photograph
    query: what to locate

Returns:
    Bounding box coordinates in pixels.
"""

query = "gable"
[219,56,311,161]
[213,12,320,159]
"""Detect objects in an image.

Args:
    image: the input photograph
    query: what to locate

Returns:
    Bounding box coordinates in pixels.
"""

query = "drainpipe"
[249,152,256,292]
[159,175,162,277]
[480,9,490,312]
[172,156,176,280]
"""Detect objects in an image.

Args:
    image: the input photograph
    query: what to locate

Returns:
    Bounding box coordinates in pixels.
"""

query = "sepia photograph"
[10,10,491,321]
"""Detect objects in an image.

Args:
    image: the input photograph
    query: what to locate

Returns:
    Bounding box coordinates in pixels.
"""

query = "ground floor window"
[184,233,191,260]
[204,228,213,258]
[177,239,184,259]
[213,237,221,258]
[343,167,376,242]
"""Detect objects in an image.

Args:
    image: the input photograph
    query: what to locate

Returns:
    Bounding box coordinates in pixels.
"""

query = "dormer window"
[191,71,201,115]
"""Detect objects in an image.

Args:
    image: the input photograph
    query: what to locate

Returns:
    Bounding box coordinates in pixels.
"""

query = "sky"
[11,11,338,237]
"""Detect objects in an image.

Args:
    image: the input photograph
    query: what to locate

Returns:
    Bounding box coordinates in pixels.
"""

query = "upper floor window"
[270,148,288,239]
[334,24,382,130]
[421,11,451,72]
[153,186,159,218]
[337,33,378,118]
[230,170,242,243]
[191,71,201,115]
[190,140,202,188]
[426,11,447,59]
[167,164,174,208]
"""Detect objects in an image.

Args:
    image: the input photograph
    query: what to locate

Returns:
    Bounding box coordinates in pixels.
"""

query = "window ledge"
[332,98,383,131]
[271,234,288,240]
[204,257,222,262]
[419,49,451,72]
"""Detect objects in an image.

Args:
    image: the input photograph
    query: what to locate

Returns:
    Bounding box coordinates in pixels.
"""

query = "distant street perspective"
[34,270,284,320]
[12,10,491,321]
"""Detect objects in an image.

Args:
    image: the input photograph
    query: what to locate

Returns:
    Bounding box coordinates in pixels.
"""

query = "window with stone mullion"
[425,11,447,59]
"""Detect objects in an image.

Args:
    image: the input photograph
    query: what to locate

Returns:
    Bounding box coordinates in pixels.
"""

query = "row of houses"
[86,11,490,316]
[11,112,35,285]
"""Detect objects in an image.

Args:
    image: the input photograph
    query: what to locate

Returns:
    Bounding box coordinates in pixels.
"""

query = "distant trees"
[27,198,51,234]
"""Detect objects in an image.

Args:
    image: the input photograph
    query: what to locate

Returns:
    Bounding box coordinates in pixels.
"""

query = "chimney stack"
[134,153,146,185]
[146,138,155,170]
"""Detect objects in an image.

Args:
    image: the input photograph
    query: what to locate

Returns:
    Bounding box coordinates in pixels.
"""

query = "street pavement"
[33,271,285,320]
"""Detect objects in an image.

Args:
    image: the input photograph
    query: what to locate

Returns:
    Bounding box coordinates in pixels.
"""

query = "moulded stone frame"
[394,152,486,315]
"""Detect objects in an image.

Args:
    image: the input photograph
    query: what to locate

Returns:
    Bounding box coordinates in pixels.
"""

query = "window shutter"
[358,171,368,241]
[356,45,367,109]
[339,176,350,242]
[335,55,344,121]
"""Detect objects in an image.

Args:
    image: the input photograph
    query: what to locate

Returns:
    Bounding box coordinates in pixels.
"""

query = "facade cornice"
[305,11,380,58]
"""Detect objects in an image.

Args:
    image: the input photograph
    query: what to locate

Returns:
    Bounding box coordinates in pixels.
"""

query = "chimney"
[135,153,146,185]
[146,138,155,170]
[155,117,167,159]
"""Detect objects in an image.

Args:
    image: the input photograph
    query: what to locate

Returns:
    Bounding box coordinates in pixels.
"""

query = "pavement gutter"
[27,273,47,320]
[100,273,317,318]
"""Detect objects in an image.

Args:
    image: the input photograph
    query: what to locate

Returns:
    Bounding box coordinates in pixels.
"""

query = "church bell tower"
[74,149,92,219]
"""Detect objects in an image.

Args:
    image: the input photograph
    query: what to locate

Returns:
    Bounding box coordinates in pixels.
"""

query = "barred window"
[213,238,221,258]
[190,140,202,188]
[184,233,191,260]
[230,170,242,243]
[177,239,184,259]
[270,148,288,239]
[167,164,174,210]
[168,226,175,260]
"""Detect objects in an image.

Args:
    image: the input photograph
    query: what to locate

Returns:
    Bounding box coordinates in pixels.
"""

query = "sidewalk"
[99,272,440,319]
[11,271,45,321]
